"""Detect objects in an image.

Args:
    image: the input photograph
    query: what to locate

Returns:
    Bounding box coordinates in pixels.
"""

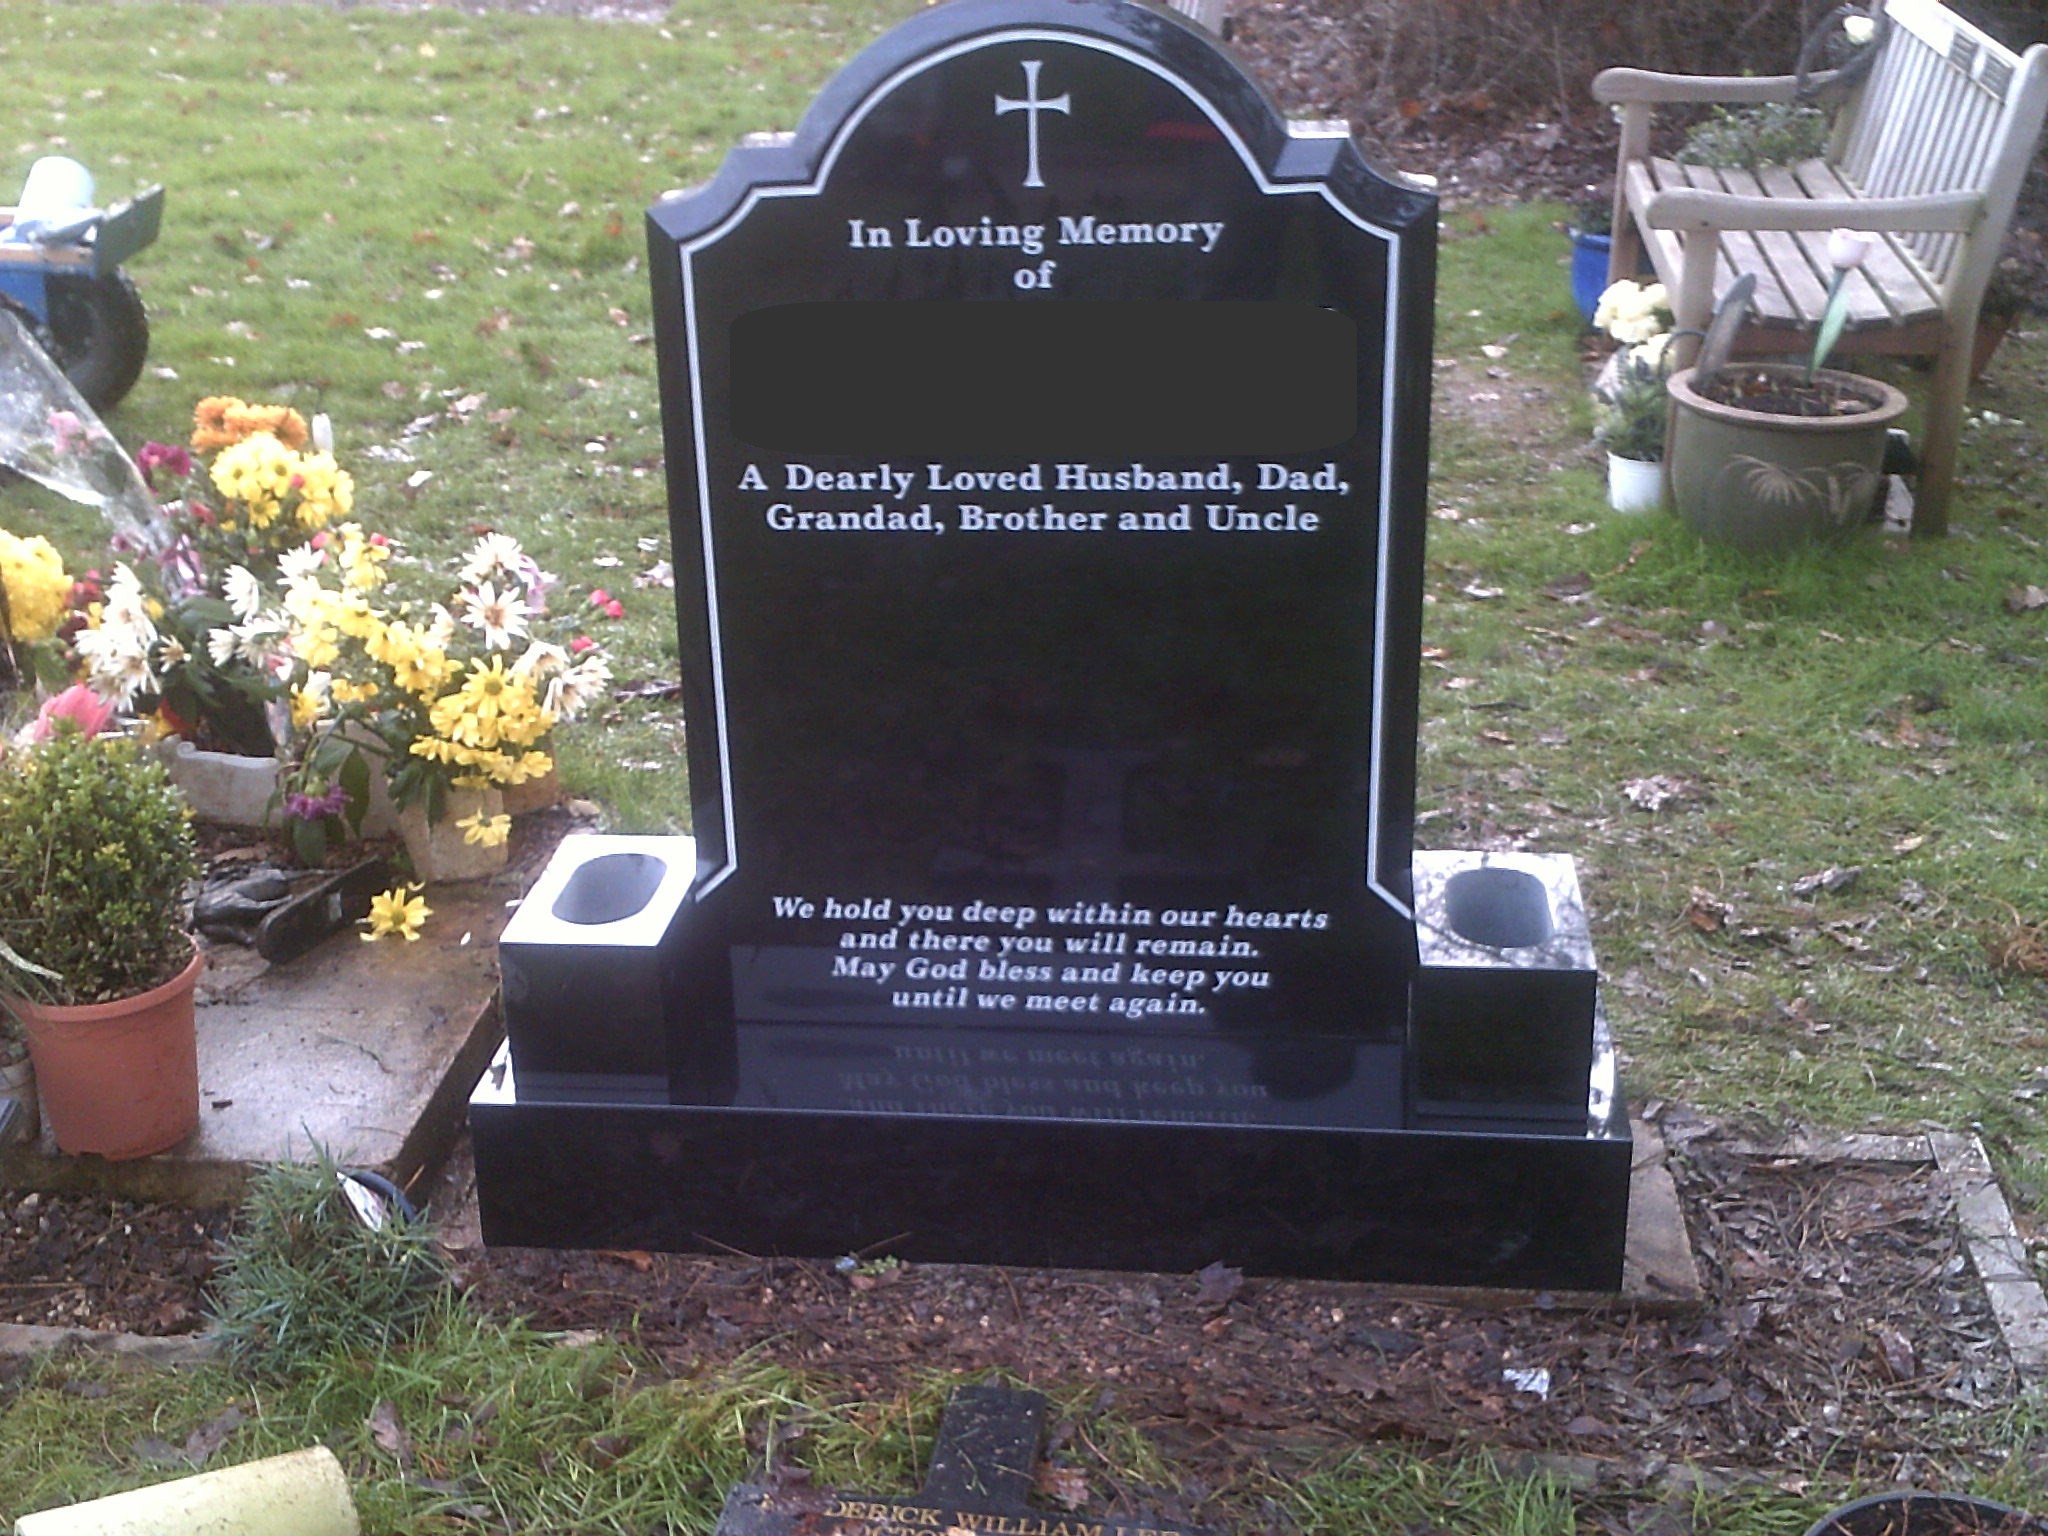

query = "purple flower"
[285,783,350,822]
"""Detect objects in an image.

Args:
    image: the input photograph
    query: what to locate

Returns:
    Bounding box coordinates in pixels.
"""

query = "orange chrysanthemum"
[190,396,311,452]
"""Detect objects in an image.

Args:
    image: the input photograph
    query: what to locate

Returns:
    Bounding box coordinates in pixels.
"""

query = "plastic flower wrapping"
[276,526,610,864]
[66,397,362,756]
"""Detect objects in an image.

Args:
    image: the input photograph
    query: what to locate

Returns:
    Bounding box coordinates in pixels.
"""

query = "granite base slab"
[469,1045,1633,1291]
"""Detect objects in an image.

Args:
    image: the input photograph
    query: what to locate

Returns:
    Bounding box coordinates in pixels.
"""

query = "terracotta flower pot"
[6,941,203,1159]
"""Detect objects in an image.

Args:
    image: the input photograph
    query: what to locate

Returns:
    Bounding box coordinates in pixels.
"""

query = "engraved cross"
[994,59,1070,190]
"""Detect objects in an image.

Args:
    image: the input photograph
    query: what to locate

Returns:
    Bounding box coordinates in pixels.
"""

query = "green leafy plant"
[1594,342,1673,461]
[0,727,198,1006]
[1676,102,1832,168]
[209,1149,451,1377]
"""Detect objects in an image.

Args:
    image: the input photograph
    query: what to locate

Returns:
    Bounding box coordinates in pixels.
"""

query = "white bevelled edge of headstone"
[500,831,698,951]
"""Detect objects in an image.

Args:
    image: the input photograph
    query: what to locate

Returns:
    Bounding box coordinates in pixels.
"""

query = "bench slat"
[1785,160,1945,318]
[1713,164,1842,321]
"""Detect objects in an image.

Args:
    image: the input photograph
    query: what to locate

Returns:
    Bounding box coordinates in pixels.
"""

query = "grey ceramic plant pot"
[1665,364,1910,553]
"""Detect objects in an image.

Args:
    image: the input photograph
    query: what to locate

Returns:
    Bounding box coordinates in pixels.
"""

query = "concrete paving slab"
[0,880,511,1207]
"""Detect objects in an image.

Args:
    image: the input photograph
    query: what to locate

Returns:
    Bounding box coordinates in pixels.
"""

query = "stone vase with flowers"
[72,396,361,823]
[269,527,610,886]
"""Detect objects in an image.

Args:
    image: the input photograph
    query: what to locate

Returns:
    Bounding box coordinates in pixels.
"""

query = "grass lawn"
[4,2,2048,1531]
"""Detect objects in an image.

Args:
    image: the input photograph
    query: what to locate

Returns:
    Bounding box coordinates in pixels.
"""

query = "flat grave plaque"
[716,1385,1218,1536]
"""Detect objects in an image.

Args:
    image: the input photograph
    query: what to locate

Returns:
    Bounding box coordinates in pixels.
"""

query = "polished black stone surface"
[1410,851,1601,1120]
[472,0,1632,1289]
[645,0,1435,1037]
[471,1040,1632,1289]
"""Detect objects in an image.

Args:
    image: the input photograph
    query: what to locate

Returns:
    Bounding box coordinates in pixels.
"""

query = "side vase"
[397,786,510,884]
[6,941,203,1160]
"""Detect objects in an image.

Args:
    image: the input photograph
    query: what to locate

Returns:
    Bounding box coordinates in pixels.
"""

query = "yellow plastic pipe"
[14,1447,358,1536]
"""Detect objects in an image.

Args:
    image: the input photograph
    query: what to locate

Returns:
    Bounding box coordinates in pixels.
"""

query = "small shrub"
[0,730,198,1005]
[209,1151,450,1376]
[1676,102,1833,168]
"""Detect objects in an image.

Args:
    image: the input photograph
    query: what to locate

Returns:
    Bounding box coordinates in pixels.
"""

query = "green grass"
[1,0,925,830]
[1425,203,2048,1213]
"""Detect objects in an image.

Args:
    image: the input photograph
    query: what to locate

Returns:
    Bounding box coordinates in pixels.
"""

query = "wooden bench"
[1593,0,2048,534]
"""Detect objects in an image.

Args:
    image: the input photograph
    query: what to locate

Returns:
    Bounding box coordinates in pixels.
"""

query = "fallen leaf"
[1193,1260,1244,1308]
[368,1400,413,1464]
[1791,866,1861,898]
[1623,775,1700,812]
[184,1405,245,1465]
[2005,584,2048,614]
[1685,890,1733,932]
[1035,1465,1091,1511]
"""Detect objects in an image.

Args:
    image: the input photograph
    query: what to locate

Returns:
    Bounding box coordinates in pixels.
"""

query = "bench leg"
[1914,321,1974,538]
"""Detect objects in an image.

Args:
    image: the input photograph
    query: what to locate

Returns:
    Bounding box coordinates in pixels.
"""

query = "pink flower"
[588,588,624,620]
[29,685,116,743]
[136,441,194,488]
[47,410,87,455]
[569,633,596,655]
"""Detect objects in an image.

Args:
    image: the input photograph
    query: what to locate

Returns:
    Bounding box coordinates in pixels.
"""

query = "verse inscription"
[771,893,1330,1020]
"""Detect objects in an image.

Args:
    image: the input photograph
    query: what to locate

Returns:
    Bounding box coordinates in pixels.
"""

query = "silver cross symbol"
[994,59,1071,190]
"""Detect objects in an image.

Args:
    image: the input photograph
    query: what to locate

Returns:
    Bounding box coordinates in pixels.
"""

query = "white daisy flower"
[223,564,265,623]
[460,532,527,588]
[545,654,612,720]
[456,580,531,651]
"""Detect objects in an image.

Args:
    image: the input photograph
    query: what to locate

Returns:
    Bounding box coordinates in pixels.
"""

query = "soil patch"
[454,1109,2018,1486]
[0,1192,230,1338]
[8,1109,2011,1497]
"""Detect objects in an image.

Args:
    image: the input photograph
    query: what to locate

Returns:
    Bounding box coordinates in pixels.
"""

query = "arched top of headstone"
[651,0,1434,252]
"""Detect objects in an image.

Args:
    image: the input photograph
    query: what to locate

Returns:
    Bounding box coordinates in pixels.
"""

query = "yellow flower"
[293,452,354,529]
[289,683,329,732]
[361,885,430,942]
[211,431,297,524]
[0,529,71,643]
[458,809,512,847]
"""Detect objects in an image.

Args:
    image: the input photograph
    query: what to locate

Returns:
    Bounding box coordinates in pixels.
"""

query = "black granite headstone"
[717,1386,1216,1536]
[470,0,1633,1289]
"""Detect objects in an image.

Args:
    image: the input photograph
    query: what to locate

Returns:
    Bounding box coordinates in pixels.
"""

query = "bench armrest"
[1592,68,1814,106]
[1642,185,1983,233]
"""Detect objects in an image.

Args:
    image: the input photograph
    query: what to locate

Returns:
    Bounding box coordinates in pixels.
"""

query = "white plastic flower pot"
[1605,452,1664,514]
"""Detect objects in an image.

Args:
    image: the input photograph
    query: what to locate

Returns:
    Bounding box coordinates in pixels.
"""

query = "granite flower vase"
[7,940,203,1160]
[158,738,286,828]
[398,785,509,884]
